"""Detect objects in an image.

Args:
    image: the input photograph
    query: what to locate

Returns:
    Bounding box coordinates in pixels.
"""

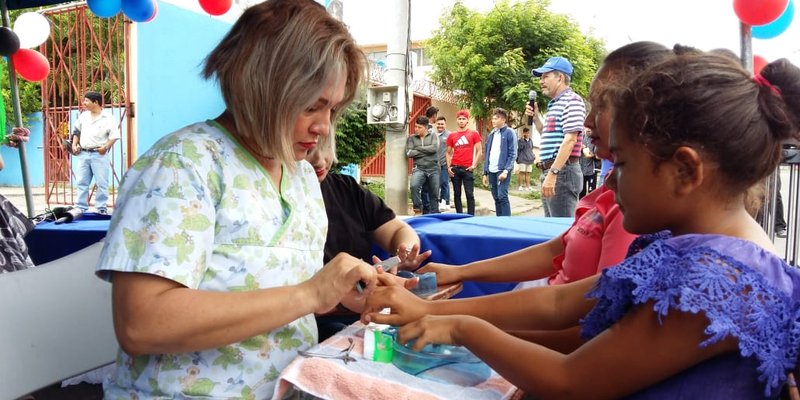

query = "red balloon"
[734,0,789,25]
[199,0,232,16]
[12,48,49,82]
[753,55,768,74]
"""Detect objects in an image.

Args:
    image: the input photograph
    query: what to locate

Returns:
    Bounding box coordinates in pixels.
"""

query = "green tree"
[426,0,605,121]
[334,101,385,168]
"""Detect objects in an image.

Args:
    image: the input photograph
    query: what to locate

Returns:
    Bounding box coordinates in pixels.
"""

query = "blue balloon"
[88,0,122,18]
[122,0,156,23]
[753,0,795,39]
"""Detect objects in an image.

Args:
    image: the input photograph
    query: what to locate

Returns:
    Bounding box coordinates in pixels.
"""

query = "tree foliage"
[426,0,606,121]
[334,102,386,168]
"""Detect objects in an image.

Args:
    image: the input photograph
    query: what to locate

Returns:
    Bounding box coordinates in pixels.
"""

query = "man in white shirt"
[71,91,119,214]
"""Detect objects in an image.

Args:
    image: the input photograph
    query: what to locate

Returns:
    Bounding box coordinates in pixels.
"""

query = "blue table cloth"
[26,213,572,298]
[25,213,111,265]
[404,214,573,298]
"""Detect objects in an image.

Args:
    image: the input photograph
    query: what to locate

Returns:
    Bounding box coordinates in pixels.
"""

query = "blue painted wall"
[134,2,230,156]
[0,113,44,186]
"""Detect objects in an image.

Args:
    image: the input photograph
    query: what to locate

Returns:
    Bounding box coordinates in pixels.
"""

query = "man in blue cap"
[528,56,586,217]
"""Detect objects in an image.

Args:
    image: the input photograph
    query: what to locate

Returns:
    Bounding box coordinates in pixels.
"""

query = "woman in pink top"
[419,42,670,288]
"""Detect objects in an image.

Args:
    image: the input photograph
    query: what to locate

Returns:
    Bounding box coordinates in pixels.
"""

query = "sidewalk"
[1,186,51,217]
[467,185,544,217]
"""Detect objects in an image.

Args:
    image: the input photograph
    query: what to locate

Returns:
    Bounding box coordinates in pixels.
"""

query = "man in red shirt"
[445,110,483,215]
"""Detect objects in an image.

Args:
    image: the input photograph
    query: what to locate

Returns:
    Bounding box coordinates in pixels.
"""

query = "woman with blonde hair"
[96,1,378,397]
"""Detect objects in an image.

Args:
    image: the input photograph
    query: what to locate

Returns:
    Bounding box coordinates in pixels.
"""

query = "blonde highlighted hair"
[203,0,365,171]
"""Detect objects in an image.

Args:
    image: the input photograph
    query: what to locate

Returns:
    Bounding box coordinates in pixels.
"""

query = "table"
[25,214,571,296]
[25,213,111,265]
[405,214,573,298]
[274,322,523,400]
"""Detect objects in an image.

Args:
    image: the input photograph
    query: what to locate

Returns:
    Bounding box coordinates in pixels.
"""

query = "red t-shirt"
[548,183,636,285]
[446,129,482,167]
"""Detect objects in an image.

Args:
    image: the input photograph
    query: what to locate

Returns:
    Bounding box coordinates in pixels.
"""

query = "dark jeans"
[451,166,475,215]
[411,168,440,214]
[440,165,450,205]
[487,171,511,216]
[541,162,582,217]
[775,173,786,230]
[580,172,598,198]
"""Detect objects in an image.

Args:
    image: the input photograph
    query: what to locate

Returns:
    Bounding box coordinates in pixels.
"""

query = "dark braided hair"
[614,49,800,192]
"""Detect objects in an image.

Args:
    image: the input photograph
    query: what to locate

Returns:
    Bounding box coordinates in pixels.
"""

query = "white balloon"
[13,12,51,49]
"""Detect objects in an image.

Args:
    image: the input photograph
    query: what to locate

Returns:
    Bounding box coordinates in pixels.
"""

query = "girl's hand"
[361,284,430,326]
[416,262,462,285]
[374,270,419,290]
[396,242,431,271]
[306,252,377,314]
[396,314,475,352]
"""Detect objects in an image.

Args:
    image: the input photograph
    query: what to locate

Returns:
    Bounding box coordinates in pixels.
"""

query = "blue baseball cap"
[532,56,573,77]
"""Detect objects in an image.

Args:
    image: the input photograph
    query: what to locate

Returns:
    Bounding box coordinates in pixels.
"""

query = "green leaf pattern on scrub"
[97,121,327,399]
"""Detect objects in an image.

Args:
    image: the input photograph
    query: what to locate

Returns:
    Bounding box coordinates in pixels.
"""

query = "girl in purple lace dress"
[364,48,800,399]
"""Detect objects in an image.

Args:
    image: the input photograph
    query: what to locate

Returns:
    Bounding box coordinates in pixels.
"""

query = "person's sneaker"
[413,208,423,216]
[518,186,523,191]
[438,201,447,212]
[97,209,109,215]
[776,228,787,238]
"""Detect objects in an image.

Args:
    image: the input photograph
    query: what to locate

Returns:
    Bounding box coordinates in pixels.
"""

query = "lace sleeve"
[580,237,800,397]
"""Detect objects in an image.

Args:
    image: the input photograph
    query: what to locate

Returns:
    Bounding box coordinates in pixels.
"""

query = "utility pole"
[382,0,410,214]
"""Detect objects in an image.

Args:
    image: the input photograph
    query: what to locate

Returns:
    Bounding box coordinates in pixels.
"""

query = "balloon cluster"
[88,0,158,23]
[733,0,796,73]
[0,12,51,82]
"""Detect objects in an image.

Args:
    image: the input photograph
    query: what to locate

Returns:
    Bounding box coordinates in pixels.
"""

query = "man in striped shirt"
[530,56,586,217]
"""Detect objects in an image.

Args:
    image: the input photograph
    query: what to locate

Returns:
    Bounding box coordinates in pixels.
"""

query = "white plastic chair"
[0,242,117,399]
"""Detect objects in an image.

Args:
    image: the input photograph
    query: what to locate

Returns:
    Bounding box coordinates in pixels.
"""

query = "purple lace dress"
[580,233,800,399]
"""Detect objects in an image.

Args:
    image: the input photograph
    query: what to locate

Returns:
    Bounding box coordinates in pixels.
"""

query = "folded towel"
[274,324,520,400]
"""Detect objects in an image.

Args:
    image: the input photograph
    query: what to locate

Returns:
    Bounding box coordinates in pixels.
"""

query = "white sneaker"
[439,200,448,212]
[518,186,523,191]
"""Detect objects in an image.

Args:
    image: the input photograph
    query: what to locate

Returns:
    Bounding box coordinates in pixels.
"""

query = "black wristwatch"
[550,166,560,175]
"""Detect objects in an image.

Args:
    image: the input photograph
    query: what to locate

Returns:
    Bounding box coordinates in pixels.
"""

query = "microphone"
[55,207,83,224]
[527,90,537,126]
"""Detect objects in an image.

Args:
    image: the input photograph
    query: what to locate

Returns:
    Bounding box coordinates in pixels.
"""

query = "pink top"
[548,183,636,285]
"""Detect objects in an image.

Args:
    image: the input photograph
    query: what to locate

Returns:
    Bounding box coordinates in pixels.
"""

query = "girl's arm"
[365,274,598,331]
[417,235,566,284]
[401,303,736,399]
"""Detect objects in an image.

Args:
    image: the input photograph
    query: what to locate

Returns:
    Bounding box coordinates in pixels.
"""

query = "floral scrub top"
[96,121,327,399]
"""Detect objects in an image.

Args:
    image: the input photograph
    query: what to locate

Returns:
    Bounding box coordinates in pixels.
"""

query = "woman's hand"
[396,314,478,352]
[361,284,430,326]
[416,262,462,285]
[305,252,377,314]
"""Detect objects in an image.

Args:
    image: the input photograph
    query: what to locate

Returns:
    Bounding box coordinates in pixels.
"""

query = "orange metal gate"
[40,4,131,208]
